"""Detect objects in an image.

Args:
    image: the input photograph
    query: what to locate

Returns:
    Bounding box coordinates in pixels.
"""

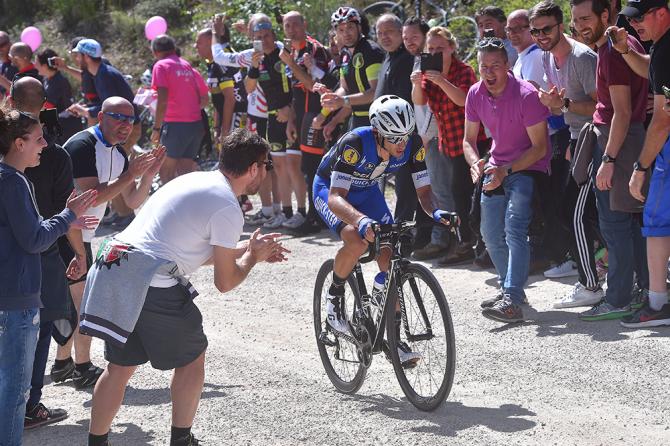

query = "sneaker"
[396,341,421,368]
[473,251,494,269]
[630,284,649,310]
[326,293,350,336]
[554,283,604,309]
[110,214,134,229]
[50,358,75,383]
[482,295,524,323]
[544,260,578,279]
[281,212,306,229]
[72,363,104,389]
[247,210,273,226]
[480,291,505,309]
[620,303,670,328]
[579,301,632,321]
[437,243,475,266]
[263,212,287,229]
[24,403,68,430]
[412,243,448,261]
[172,433,200,446]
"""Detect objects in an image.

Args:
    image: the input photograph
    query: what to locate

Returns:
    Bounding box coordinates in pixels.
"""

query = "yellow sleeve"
[365,63,381,82]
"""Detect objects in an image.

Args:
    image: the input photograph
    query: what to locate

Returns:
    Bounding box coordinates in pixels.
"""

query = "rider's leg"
[333,225,369,279]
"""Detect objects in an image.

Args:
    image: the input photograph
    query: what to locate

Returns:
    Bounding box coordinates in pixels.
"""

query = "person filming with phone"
[411,27,483,266]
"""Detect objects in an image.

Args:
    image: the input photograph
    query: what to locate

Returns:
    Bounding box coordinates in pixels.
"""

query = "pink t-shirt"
[151,55,208,123]
[465,72,551,173]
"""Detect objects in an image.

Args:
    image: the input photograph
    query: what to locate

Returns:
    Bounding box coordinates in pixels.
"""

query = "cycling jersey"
[316,126,430,191]
[290,36,330,115]
[339,39,384,116]
[212,45,267,118]
[257,46,292,111]
[206,57,247,118]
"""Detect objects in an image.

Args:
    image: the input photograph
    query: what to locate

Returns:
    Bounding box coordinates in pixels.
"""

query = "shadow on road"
[81,382,237,408]
[348,393,536,436]
[24,420,154,445]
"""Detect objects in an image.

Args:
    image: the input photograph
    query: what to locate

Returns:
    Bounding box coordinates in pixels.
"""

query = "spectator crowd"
[1,0,670,444]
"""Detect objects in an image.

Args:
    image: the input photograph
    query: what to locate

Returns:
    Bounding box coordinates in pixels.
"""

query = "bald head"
[283,10,307,40]
[101,96,134,115]
[508,9,530,21]
[507,9,533,52]
[283,11,304,23]
[10,77,45,115]
[9,42,32,60]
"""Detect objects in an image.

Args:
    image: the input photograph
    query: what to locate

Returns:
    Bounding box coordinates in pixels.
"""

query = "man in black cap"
[610,0,670,327]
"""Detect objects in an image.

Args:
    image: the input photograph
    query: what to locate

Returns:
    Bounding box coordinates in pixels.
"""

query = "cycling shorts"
[313,175,393,235]
[267,113,288,156]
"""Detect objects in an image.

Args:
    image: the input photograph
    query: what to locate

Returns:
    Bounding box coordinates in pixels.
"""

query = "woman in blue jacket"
[0,106,97,445]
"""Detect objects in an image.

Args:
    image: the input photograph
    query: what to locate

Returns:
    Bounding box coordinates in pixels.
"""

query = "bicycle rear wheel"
[313,259,367,394]
[446,15,479,63]
[386,262,456,411]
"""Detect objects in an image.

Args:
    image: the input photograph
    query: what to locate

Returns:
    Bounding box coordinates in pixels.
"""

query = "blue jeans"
[592,146,648,308]
[0,308,40,446]
[480,173,535,304]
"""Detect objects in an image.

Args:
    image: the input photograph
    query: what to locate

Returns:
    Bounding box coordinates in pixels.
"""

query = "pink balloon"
[20,26,42,51]
[145,16,168,41]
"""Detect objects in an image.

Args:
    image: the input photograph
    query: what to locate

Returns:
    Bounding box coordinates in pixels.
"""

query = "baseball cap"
[621,0,668,18]
[72,38,102,58]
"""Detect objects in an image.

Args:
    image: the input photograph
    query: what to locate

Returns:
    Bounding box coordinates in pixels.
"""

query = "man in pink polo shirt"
[150,34,209,183]
[463,38,551,324]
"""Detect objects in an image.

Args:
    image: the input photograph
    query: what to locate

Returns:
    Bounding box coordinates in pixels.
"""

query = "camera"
[47,57,57,68]
[253,40,263,52]
[420,52,443,72]
[483,28,496,38]
[39,108,63,138]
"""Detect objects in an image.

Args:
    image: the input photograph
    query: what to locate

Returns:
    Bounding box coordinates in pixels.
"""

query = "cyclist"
[320,7,384,134]
[313,95,454,365]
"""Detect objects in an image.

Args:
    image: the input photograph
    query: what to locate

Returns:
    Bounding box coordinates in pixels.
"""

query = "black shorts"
[248,115,267,139]
[299,111,326,155]
[59,241,93,286]
[267,113,289,156]
[104,284,208,371]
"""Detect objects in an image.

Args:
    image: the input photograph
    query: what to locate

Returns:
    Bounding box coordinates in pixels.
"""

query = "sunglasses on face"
[104,111,137,124]
[529,23,560,36]
[477,37,505,49]
[386,134,410,145]
[628,7,660,23]
[260,158,273,171]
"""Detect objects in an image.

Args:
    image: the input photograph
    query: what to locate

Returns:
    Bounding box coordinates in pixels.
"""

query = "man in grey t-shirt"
[529,0,602,309]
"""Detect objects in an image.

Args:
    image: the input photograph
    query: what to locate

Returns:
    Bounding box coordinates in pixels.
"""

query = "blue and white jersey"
[315,126,430,192]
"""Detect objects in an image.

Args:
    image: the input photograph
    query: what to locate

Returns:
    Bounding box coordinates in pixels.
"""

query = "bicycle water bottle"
[372,271,387,306]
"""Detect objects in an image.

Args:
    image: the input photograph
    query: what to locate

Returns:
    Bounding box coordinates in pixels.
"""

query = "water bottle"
[371,271,387,306]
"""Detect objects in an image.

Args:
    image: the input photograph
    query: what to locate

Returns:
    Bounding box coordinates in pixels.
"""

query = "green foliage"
[51,0,100,29]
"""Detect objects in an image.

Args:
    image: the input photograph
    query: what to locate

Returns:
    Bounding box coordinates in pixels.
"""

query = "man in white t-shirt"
[86,129,287,446]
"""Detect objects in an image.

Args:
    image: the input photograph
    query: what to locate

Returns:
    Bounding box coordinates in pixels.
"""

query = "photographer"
[35,48,83,144]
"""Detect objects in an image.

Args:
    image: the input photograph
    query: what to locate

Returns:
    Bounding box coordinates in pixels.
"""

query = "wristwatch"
[506,166,513,176]
[633,161,649,172]
[343,96,351,108]
[601,154,616,164]
[560,98,570,113]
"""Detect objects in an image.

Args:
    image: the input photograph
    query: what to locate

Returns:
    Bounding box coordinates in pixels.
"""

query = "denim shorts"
[643,138,670,237]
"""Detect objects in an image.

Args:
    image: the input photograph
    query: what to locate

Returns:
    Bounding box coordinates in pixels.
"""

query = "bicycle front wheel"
[313,259,367,394]
[386,262,456,411]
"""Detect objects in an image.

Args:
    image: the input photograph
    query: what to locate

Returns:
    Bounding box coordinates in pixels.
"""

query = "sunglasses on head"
[104,111,137,124]
[477,37,505,49]
[627,7,660,23]
[529,23,560,36]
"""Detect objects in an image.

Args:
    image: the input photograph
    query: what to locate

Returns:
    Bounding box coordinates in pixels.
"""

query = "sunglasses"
[260,158,273,171]
[386,134,410,145]
[627,7,660,24]
[477,37,505,49]
[529,23,560,36]
[505,25,529,34]
[104,111,137,124]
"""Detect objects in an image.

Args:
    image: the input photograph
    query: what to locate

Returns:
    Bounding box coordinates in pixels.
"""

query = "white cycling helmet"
[331,7,361,27]
[369,95,416,141]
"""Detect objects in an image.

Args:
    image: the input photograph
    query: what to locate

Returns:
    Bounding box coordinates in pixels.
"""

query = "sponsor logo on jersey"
[270,142,284,152]
[415,146,426,162]
[363,162,375,171]
[352,52,364,69]
[274,61,285,73]
[342,145,360,165]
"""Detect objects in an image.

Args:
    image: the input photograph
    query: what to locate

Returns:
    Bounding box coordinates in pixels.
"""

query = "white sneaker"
[544,260,579,279]
[281,212,306,229]
[263,212,286,229]
[326,294,350,335]
[397,341,421,367]
[247,210,273,226]
[554,283,604,309]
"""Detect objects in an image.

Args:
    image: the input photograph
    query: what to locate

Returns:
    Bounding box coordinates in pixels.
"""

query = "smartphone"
[253,40,263,52]
[662,85,670,99]
[483,28,496,38]
[47,57,57,68]
[420,52,443,72]
[283,39,292,51]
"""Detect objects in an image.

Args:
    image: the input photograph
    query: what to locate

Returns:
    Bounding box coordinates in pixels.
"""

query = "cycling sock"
[329,273,346,295]
[88,432,109,446]
[273,203,281,213]
[649,290,669,311]
[298,207,306,217]
[75,361,93,372]
[170,426,192,445]
[283,206,293,218]
[261,206,274,217]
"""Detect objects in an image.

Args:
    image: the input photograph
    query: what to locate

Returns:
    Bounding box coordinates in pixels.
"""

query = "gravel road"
[24,218,670,446]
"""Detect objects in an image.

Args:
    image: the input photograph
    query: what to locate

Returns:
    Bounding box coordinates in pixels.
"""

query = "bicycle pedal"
[318,331,337,347]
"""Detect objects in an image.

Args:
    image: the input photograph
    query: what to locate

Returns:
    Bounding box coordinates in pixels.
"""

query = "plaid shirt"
[423,58,482,157]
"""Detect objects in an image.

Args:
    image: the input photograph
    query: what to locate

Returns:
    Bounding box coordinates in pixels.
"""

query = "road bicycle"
[363,0,479,63]
[313,220,456,411]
